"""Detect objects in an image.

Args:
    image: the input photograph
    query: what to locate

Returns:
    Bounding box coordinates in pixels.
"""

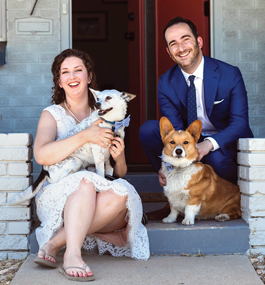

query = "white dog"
[8,89,136,205]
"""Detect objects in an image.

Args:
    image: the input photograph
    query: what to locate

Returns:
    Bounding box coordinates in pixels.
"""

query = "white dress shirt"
[181,56,220,151]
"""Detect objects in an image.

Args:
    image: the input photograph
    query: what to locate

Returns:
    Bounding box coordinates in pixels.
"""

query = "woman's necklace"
[64,101,92,123]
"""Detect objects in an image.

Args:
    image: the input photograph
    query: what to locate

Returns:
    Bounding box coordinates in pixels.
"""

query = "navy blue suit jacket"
[157,56,253,156]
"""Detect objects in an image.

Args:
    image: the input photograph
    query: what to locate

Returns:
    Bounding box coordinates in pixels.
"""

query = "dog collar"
[101,115,131,134]
[159,155,173,171]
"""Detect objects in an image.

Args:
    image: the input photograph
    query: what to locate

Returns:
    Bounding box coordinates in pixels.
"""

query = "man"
[139,16,253,205]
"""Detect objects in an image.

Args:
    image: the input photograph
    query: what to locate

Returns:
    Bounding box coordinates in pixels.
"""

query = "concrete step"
[30,172,250,256]
[30,218,250,256]
[146,219,250,255]
[124,172,163,193]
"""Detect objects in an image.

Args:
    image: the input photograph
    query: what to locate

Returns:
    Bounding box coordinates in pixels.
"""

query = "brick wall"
[0,0,62,176]
[238,138,265,255]
[0,133,33,260]
[212,0,265,138]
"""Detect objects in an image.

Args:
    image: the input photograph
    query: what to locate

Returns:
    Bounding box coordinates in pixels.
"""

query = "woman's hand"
[110,136,125,161]
[86,119,114,148]
[110,136,127,178]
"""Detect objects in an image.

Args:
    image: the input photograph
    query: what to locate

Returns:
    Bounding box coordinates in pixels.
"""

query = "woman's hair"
[51,49,98,107]
[163,16,198,46]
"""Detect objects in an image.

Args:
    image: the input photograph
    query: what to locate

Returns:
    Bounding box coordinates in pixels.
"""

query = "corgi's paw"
[162,216,176,223]
[215,213,230,222]
[182,218,194,225]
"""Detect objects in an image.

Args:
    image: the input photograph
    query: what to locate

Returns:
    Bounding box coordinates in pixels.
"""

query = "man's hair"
[163,16,198,46]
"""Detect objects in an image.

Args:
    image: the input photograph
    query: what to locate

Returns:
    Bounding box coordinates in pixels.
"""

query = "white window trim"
[0,0,6,41]
[60,0,72,51]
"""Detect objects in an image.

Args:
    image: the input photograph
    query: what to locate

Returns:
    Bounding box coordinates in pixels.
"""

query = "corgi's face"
[160,117,202,168]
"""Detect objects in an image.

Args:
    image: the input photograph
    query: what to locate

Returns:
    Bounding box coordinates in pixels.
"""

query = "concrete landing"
[10,254,262,285]
[147,219,250,255]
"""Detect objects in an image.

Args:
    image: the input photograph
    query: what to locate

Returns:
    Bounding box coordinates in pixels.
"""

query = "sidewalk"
[10,253,263,285]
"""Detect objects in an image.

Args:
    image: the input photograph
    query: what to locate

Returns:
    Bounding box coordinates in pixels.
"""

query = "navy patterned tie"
[187,75,197,126]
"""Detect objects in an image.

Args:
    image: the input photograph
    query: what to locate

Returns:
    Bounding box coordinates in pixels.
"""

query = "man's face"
[165,23,203,74]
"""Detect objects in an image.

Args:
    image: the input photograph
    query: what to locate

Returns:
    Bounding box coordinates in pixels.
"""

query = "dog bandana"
[159,155,173,171]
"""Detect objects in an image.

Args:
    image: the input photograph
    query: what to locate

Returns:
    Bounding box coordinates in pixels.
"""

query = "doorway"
[72,0,210,170]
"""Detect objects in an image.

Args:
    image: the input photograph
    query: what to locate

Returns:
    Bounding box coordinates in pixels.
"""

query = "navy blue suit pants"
[139,120,238,185]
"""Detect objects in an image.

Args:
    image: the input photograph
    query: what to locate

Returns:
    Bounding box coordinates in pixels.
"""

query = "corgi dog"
[160,117,241,225]
[8,89,135,206]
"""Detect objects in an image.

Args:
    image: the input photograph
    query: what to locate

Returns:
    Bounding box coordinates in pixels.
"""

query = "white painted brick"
[241,207,250,223]
[238,138,265,151]
[7,133,33,147]
[0,134,8,146]
[7,162,32,176]
[249,247,265,256]
[0,236,28,250]
[237,152,265,166]
[0,163,7,175]
[0,252,8,260]
[238,180,265,195]
[0,147,32,161]
[0,177,32,191]
[248,218,265,231]
[9,221,31,235]
[8,252,28,260]
[0,207,30,221]
[249,231,265,246]
[0,223,6,234]
[0,193,6,205]
[241,194,265,217]
[238,166,265,180]
[7,192,30,206]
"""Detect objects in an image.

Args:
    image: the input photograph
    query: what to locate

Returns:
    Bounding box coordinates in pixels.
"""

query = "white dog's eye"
[106,96,112,100]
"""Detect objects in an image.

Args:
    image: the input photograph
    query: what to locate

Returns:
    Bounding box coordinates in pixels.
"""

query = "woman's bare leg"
[62,180,96,277]
[37,185,128,277]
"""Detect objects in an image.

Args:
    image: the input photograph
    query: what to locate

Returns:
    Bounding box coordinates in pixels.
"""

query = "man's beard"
[171,43,200,70]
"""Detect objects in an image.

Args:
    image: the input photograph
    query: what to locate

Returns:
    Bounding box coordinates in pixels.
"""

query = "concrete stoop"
[30,172,250,256]
[30,218,249,256]
[146,219,249,256]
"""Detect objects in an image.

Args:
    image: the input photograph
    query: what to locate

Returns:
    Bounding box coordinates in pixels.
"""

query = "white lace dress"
[35,105,150,261]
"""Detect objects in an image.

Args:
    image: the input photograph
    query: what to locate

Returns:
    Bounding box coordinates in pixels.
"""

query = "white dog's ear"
[121,92,136,102]
[89,88,100,101]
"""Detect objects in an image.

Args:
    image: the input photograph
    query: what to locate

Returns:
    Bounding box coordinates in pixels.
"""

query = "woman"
[33,49,150,282]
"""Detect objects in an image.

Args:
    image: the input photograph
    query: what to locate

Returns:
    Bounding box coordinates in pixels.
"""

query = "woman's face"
[59,56,91,99]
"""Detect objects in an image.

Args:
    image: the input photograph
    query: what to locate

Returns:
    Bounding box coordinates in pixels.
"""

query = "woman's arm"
[109,137,127,178]
[34,110,113,166]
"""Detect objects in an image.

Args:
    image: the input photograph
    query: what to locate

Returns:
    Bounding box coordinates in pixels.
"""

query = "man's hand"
[196,139,213,161]
[158,168,167,187]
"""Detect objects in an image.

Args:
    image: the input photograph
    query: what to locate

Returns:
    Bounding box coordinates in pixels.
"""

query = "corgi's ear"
[186,120,202,143]
[160,117,174,143]
[121,92,136,102]
[89,88,100,101]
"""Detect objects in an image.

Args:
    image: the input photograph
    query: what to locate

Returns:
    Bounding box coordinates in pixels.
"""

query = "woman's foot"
[34,242,59,268]
[63,254,93,278]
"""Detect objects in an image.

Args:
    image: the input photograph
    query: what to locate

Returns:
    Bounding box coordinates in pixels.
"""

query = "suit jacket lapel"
[203,56,220,117]
[169,66,188,108]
